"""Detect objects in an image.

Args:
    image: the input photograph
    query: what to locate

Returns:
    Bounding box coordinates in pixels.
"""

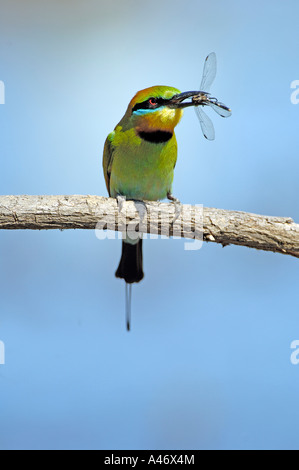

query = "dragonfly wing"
[200,52,217,93]
[195,106,215,140]
[207,101,232,118]
[195,52,231,139]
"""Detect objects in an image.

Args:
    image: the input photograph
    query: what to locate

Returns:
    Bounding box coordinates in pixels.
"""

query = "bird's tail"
[115,238,144,331]
[115,239,144,284]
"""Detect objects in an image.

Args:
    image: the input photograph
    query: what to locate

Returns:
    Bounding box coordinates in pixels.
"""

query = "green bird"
[103,85,205,330]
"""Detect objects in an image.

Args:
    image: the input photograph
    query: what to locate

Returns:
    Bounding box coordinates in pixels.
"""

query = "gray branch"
[0,195,298,258]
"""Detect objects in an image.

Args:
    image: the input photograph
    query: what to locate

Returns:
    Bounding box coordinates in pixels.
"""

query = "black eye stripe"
[132,97,167,113]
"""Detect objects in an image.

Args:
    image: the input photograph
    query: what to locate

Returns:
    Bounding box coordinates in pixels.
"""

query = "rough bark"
[0,195,298,258]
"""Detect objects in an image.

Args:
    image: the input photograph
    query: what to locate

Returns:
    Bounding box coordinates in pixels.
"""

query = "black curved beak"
[168,91,207,109]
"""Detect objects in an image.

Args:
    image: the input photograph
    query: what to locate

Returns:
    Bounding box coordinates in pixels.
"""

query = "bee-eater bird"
[103,86,214,330]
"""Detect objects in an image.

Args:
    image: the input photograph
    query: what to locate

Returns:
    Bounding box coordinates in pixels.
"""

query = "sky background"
[0,0,299,450]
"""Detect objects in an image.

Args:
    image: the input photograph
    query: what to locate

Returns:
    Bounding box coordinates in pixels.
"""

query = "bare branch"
[0,195,298,258]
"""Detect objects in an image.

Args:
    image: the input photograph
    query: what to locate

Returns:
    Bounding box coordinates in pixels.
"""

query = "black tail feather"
[115,239,144,284]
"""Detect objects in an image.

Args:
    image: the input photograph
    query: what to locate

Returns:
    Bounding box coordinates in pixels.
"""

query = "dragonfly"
[193,52,232,140]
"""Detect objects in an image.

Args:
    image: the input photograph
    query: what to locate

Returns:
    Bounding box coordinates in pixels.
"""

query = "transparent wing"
[200,52,217,93]
[195,52,231,139]
[195,106,215,140]
[206,101,232,118]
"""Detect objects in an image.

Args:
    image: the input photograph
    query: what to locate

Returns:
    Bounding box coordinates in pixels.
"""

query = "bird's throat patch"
[138,130,173,144]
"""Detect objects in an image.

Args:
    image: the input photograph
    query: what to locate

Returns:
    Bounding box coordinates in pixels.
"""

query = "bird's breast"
[110,128,177,201]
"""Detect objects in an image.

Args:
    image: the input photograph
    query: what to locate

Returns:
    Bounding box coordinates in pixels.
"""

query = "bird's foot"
[117,195,148,218]
[167,192,181,224]
[116,195,148,214]
[132,199,148,219]
[116,195,147,242]
[116,195,127,212]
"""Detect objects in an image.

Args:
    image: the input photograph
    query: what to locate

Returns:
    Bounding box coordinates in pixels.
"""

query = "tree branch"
[0,195,298,258]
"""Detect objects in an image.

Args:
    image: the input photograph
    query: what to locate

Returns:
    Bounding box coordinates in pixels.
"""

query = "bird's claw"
[116,195,127,212]
[167,192,181,224]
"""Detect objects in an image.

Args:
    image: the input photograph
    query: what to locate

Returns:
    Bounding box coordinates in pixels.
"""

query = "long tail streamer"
[125,283,132,331]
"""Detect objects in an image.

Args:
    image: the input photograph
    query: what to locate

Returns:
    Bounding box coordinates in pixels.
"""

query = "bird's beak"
[168,91,207,109]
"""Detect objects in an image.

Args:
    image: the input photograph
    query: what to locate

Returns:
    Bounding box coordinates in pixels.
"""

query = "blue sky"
[0,0,299,450]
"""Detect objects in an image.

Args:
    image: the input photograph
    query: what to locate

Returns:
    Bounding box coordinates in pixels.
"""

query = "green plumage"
[102,86,183,327]
[103,127,177,200]
[103,86,182,201]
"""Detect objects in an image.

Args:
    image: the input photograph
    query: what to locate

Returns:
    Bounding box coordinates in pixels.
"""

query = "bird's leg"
[132,200,148,220]
[167,192,180,204]
[167,192,181,224]
[116,194,148,216]
[116,195,147,242]
[116,194,127,212]
[124,198,148,218]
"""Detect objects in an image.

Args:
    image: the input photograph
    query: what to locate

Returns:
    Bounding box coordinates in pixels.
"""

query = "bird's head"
[120,86,201,133]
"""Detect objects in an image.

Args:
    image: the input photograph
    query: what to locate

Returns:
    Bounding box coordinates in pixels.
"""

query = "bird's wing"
[102,132,115,196]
